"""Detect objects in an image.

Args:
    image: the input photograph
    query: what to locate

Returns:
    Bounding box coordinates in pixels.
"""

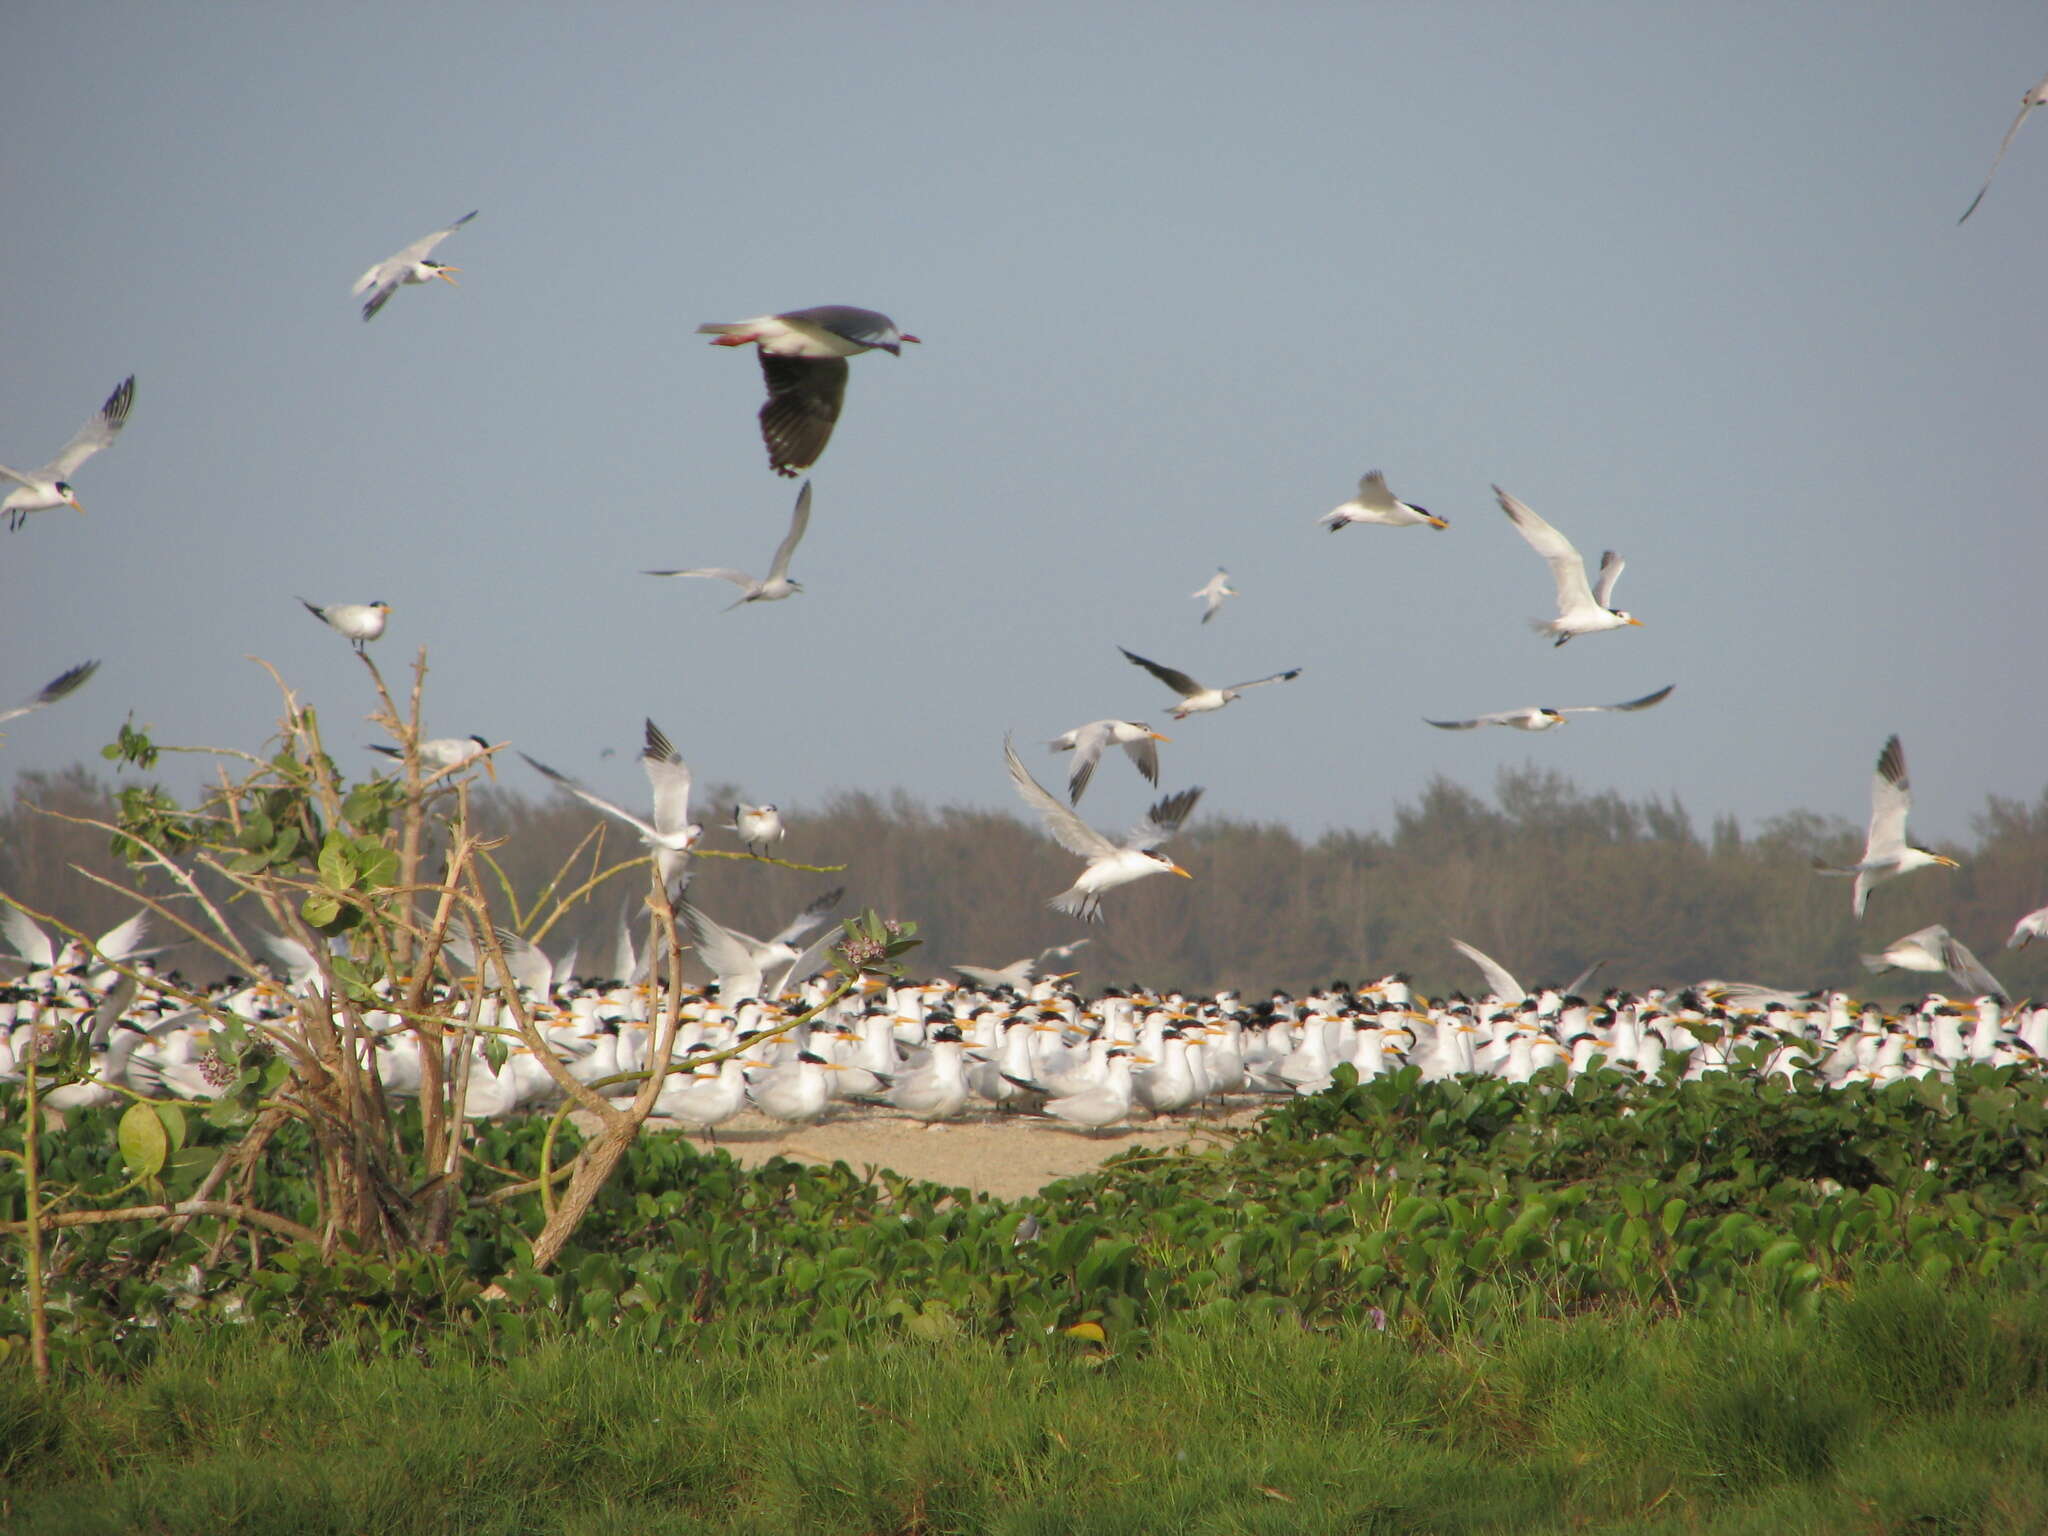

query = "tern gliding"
[1,375,135,532]
[696,306,918,477]
[1117,647,1302,719]
[645,481,812,608]
[353,210,476,322]
[1495,485,1642,645]
[1815,735,1958,918]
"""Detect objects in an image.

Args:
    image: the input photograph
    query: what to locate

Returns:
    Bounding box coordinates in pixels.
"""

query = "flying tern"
[353,210,476,321]
[1048,720,1169,805]
[1425,684,1674,732]
[1495,485,1642,645]
[1005,736,1200,922]
[645,480,812,607]
[299,598,389,653]
[1118,646,1301,719]
[522,719,702,895]
[1,375,135,532]
[679,887,845,1003]
[2009,904,2048,949]
[731,803,785,855]
[0,661,98,734]
[1862,924,2006,1002]
[1959,68,2048,224]
[1815,735,1958,918]
[1317,470,1447,532]
[696,305,919,477]
[1192,568,1237,623]
[955,938,1092,990]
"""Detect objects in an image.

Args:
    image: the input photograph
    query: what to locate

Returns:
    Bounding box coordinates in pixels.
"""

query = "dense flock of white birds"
[8,898,2048,1136]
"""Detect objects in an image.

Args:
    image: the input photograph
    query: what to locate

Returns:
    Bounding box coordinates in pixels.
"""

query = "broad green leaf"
[118,1100,169,1181]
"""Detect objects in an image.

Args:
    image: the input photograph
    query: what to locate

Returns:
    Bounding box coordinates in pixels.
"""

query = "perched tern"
[522,719,702,895]
[1425,684,1674,732]
[1815,735,1958,918]
[1959,68,2048,224]
[1192,568,1237,623]
[679,887,845,1003]
[299,598,389,653]
[353,210,476,322]
[1,375,135,532]
[696,305,919,477]
[1048,720,1169,806]
[731,803,786,856]
[1317,470,1447,532]
[1005,736,1200,923]
[0,661,98,734]
[1495,486,1641,645]
[369,735,492,776]
[1117,647,1301,719]
[645,481,811,608]
[2009,904,2048,949]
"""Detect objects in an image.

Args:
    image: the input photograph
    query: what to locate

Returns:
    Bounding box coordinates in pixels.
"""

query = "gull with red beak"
[353,210,476,322]
[696,305,918,476]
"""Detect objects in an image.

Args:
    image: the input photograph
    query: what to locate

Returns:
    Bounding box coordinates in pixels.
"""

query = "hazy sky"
[4,2,2044,858]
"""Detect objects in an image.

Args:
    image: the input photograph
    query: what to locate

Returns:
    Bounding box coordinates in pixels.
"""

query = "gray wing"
[1496,486,1596,614]
[643,566,756,586]
[1125,786,1202,851]
[94,911,152,964]
[1120,733,1163,787]
[757,354,848,477]
[1424,711,1509,731]
[397,209,477,264]
[521,752,664,843]
[1938,933,2007,1003]
[1562,958,1607,998]
[41,376,135,479]
[1118,647,1203,698]
[769,886,846,949]
[641,719,695,837]
[1451,937,1526,1004]
[770,921,844,996]
[781,305,901,348]
[1222,667,1303,692]
[677,900,766,978]
[0,660,98,725]
[765,480,813,582]
[1353,470,1397,510]
[0,906,54,968]
[1006,736,1118,859]
[1590,551,1626,610]
[1560,684,1674,716]
[358,279,402,322]
[1059,721,1113,805]
[1960,78,2048,224]
[1865,735,1911,863]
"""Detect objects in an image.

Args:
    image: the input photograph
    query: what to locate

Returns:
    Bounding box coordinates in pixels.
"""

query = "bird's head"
[1923,849,1962,870]
[1421,508,1450,529]
[54,481,82,514]
[1146,852,1193,879]
[1535,709,1566,726]
[786,579,804,592]
[428,262,460,286]
[1615,611,1643,627]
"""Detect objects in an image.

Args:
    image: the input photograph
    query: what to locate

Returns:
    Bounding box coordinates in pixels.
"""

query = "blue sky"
[3,2,2044,855]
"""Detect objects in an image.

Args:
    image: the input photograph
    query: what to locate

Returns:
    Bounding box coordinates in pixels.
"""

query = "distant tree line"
[3,761,2044,1001]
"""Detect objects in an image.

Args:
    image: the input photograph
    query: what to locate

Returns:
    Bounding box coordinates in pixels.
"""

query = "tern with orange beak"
[1317,470,1447,532]
[1005,736,1201,923]
[353,210,475,322]
[1048,719,1170,806]
[1816,735,1960,918]
[1,375,134,532]
[1495,485,1643,645]
[696,305,917,476]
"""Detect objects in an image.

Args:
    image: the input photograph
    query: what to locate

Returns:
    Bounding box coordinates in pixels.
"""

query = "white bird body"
[1318,470,1447,532]
[1815,735,1959,918]
[1004,737,1200,923]
[300,598,389,652]
[1494,485,1641,645]
[1117,646,1301,719]
[1041,1048,1140,1131]
[646,480,813,607]
[658,1055,749,1131]
[732,802,786,855]
[1425,685,1674,733]
[0,376,135,531]
[746,1050,837,1123]
[696,306,918,476]
[679,887,844,1005]
[886,1035,971,1122]
[1047,719,1169,805]
[369,734,491,776]
[1192,568,1237,623]
[523,719,702,895]
[353,210,475,321]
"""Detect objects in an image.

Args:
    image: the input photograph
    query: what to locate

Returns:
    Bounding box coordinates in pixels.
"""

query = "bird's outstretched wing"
[521,752,664,844]
[1118,647,1202,698]
[1960,76,2048,224]
[769,887,846,950]
[765,480,813,582]
[0,906,54,968]
[1864,734,1911,863]
[1561,684,1674,715]
[1424,710,1514,731]
[641,719,694,838]
[1590,550,1626,610]
[1938,932,2007,1003]
[0,660,98,726]
[1057,721,1113,805]
[1124,787,1203,851]
[757,354,848,477]
[40,376,135,479]
[1006,736,1117,859]
[1222,667,1302,692]
[1450,937,1526,1004]
[643,566,755,586]
[1496,486,1596,616]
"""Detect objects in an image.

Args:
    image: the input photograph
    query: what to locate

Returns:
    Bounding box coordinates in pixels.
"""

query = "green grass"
[8,1277,2048,1534]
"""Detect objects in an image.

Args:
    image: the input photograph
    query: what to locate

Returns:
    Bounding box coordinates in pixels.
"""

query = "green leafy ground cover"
[8,1066,2048,1530]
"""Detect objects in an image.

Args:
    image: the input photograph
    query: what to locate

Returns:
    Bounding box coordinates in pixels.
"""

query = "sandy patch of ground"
[622,1106,1266,1201]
